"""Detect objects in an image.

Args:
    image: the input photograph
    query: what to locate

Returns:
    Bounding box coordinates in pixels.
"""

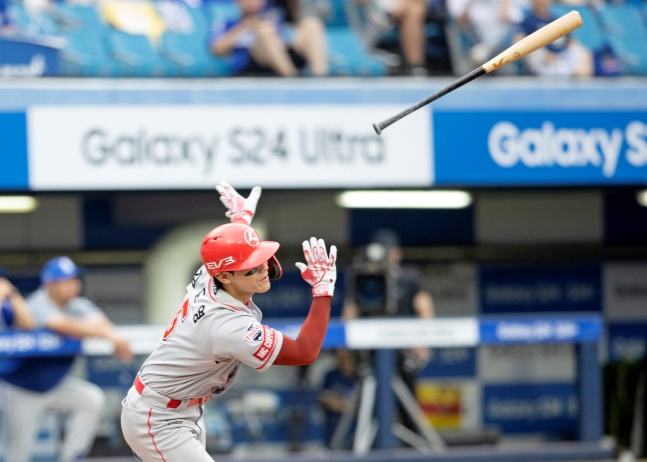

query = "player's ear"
[214,272,232,286]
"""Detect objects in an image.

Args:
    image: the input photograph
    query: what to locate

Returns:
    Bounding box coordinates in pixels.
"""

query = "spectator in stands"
[513,0,593,77]
[0,268,35,330]
[446,0,528,69]
[318,348,359,449]
[1,256,133,462]
[354,0,430,76]
[0,0,15,35]
[210,0,328,77]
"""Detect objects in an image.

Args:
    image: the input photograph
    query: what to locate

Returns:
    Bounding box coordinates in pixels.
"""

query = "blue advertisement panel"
[479,316,603,344]
[479,265,602,314]
[434,110,647,186]
[482,383,578,435]
[419,347,476,379]
[0,112,29,189]
[0,36,62,77]
[607,322,647,362]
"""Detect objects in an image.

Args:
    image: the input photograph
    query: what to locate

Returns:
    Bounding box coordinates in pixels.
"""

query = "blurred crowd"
[0,0,640,77]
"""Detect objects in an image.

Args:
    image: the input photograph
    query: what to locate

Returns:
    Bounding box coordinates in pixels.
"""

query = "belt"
[134,375,211,409]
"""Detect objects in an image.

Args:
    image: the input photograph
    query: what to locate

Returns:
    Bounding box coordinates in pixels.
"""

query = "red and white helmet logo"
[244,229,260,246]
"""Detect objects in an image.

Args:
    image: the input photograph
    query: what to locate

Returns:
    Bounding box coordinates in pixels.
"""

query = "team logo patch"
[253,326,276,361]
[244,229,260,246]
[244,323,263,344]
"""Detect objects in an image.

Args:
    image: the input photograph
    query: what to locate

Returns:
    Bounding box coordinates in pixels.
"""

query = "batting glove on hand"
[216,180,261,225]
[296,238,337,298]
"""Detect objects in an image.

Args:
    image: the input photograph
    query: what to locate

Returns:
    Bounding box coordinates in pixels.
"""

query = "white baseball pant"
[121,382,213,462]
[2,376,105,462]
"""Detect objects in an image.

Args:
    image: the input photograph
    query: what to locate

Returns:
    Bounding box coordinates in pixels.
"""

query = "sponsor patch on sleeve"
[244,323,263,344]
[253,326,277,362]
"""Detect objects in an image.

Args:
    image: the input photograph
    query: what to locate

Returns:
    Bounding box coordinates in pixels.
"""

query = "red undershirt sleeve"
[274,297,331,366]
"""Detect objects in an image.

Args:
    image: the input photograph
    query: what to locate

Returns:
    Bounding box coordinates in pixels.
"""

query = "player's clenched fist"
[216,180,261,225]
[296,238,337,298]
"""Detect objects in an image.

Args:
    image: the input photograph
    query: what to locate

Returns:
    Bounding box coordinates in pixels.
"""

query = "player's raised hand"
[296,238,337,298]
[215,181,261,225]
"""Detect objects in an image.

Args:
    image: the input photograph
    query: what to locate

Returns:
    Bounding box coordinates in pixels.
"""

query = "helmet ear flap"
[268,255,282,280]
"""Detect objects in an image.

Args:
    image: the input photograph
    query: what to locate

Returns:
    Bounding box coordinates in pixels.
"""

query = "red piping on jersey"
[221,302,242,312]
[147,408,168,462]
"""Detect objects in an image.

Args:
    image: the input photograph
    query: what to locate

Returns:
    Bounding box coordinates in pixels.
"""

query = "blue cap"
[0,266,6,279]
[41,256,80,284]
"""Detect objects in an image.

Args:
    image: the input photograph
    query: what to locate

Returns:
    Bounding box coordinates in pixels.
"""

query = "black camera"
[351,243,398,317]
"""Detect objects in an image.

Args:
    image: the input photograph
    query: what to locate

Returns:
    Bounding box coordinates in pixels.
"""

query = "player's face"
[226,262,271,299]
[47,277,82,306]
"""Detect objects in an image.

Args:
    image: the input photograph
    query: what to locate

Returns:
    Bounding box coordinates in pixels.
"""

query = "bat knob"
[372,123,382,135]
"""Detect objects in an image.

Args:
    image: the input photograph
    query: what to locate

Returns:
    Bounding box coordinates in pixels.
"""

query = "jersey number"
[162,299,190,340]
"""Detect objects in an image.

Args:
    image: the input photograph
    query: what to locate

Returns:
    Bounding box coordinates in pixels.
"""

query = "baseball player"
[121,181,337,462]
[2,256,133,462]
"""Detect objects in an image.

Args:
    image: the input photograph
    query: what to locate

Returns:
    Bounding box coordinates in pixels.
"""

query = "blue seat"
[8,0,61,35]
[203,0,240,27]
[59,31,127,77]
[160,31,231,77]
[596,4,647,75]
[54,3,105,37]
[549,4,604,51]
[326,27,387,76]
[324,0,350,28]
[105,29,181,77]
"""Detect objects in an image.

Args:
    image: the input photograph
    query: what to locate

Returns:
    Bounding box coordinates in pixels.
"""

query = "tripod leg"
[391,375,446,452]
[330,383,362,450]
[354,374,377,455]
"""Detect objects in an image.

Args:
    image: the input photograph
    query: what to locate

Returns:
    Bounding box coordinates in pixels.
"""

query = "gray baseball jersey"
[138,265,284,399]
[28,288,101,327]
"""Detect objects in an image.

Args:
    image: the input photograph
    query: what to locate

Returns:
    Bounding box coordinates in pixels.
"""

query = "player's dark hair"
[213,277,225,294]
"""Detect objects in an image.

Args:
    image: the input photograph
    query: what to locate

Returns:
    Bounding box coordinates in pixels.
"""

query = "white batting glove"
[215,180,261,225]
[295,238,337,298]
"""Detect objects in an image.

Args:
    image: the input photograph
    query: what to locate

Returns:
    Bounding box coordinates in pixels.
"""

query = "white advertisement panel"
[478,344,576,383]
[27,105,433,190]
[346,318,479,349]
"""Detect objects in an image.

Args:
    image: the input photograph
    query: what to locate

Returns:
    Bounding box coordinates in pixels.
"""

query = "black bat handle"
[372,67,486,135]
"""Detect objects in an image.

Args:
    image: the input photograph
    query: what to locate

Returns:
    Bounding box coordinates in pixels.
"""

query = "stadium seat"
[160,31,231,77]
[549,4,605,51]
[59,31,126,77]
[105,29,181,77]
[596,4,647,75]
[326,27,387,76]
[55,3,106,37]
[324,0,350,28]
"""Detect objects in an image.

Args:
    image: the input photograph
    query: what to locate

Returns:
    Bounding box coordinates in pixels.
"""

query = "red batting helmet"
[200,222,282,280]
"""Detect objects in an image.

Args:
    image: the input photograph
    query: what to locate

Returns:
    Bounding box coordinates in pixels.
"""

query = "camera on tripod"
[351,242,399,318]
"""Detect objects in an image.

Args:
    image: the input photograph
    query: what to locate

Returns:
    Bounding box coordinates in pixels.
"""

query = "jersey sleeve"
[212,313,284,372]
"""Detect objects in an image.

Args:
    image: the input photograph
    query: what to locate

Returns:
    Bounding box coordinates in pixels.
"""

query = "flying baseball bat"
[372,10,583,135]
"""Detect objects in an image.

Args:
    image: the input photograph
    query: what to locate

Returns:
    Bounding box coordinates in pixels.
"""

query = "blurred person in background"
[0,0,15,35]
[513,0,593,77]
[0,268,35,330]
[210,0,328,76]
[353,0,431,76]
[318,348,359,449]
[342,228,435,439]
[446,0,529,68]
[1,256,133,462]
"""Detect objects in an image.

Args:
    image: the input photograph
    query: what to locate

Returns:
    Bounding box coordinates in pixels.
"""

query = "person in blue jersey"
[513,0,592,77]
[209,0,328,76]
[1,256,133,462]
[0,267,35,331]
